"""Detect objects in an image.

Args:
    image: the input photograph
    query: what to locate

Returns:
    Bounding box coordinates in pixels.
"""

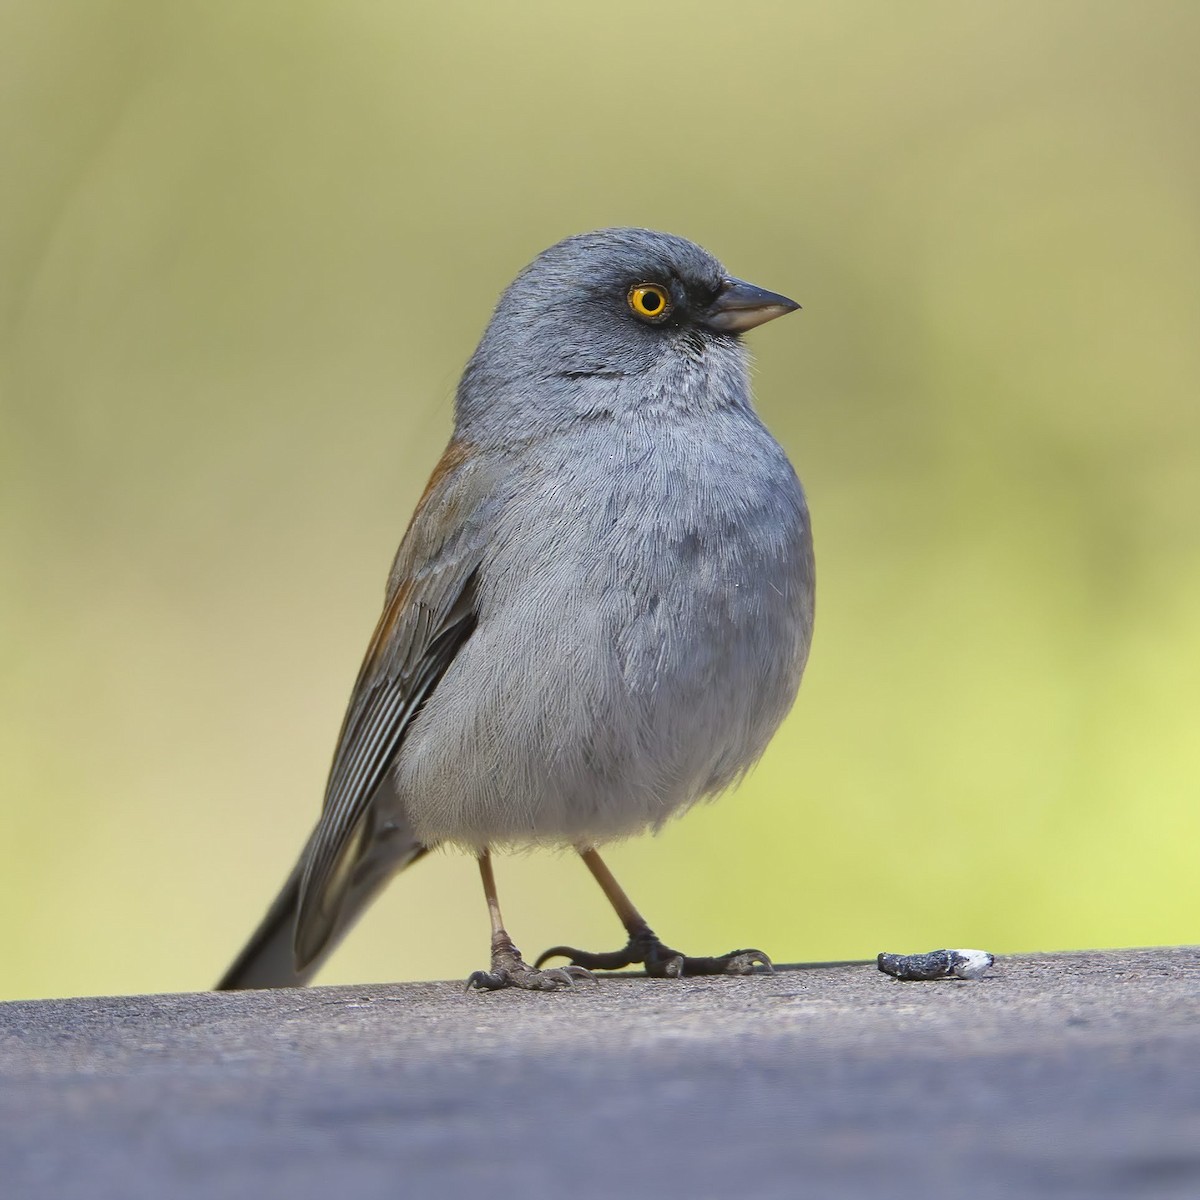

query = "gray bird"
[218,228,814,992]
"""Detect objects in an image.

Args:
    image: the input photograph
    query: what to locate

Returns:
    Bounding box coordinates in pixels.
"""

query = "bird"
[217,227,814,992]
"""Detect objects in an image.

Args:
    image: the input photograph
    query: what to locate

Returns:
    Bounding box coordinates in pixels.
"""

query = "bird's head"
[456,228,799,437]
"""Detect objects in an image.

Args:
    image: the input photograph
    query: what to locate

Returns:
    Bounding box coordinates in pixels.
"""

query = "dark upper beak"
[703,277,801,334]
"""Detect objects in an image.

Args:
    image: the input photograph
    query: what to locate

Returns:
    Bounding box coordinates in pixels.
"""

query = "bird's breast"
[399,411,814,847]
[486,412,813,726]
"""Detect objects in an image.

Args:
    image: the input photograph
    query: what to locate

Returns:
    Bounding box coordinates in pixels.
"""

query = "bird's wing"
[293,439,497,971]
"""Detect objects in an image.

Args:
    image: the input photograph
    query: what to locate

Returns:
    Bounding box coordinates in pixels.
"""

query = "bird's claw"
[536,928,773,978]
[466,943,595,993]
[717,949,775,976]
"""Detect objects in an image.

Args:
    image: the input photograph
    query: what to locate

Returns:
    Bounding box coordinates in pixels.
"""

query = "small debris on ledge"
[877,948,995,982]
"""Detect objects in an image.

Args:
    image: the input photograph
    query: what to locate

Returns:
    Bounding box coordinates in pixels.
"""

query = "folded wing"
[292,441,497,972]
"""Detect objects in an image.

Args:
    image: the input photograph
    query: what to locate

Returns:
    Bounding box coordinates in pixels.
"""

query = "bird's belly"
[394,422,814,849]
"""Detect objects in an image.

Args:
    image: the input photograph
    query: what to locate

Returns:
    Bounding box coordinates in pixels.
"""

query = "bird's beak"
[703,277,801,334]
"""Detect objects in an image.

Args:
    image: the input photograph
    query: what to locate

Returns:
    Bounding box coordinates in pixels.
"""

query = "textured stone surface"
[2,949,1199,1199]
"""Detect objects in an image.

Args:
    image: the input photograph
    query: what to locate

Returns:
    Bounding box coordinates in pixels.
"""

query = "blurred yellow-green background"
[2,1,1198,1002]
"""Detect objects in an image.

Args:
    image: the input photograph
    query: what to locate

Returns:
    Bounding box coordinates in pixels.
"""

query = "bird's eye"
[627,283,672,322]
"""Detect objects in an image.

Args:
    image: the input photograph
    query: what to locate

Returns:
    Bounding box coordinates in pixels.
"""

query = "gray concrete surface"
[1,948,1198,1199]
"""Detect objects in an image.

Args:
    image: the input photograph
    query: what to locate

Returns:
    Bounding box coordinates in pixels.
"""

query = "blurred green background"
[2,1,1198,1002]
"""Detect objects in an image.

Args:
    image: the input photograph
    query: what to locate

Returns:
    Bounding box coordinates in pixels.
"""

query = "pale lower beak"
[703,277,801,334]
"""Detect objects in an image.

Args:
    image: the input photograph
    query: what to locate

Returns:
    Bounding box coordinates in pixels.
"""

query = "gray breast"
[395,410,814,850]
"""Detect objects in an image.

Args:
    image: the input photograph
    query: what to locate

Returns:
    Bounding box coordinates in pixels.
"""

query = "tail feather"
[216,836,430,991]
[216,862,311,990]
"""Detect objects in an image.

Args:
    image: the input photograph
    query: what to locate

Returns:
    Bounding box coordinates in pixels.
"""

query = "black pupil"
[643,290,662,312]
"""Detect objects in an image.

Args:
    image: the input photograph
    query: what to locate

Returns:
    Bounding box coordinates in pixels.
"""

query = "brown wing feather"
[292,439,495,971]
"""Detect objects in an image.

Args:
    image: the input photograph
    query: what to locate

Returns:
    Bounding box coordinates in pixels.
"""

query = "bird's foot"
[465,938,595,992]
[536,925,773,978]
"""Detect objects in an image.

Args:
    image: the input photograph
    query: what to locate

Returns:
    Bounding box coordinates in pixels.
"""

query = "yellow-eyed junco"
[218,228,813,992]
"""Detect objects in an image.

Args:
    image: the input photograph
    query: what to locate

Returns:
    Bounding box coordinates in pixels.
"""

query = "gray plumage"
[219,228,814,990]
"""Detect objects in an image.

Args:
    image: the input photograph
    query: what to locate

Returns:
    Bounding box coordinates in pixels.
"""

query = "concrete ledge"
[2,948,1198,1199]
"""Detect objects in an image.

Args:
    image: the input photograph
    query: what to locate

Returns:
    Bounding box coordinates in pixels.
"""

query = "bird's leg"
[465,850,594,992]
[535,848,773,978]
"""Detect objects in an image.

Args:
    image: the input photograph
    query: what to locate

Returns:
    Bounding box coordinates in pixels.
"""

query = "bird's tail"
[216,835,430,991]
[216,862,313,990]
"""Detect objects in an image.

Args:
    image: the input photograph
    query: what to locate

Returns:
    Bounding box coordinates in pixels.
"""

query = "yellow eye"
[627,283,672,321]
